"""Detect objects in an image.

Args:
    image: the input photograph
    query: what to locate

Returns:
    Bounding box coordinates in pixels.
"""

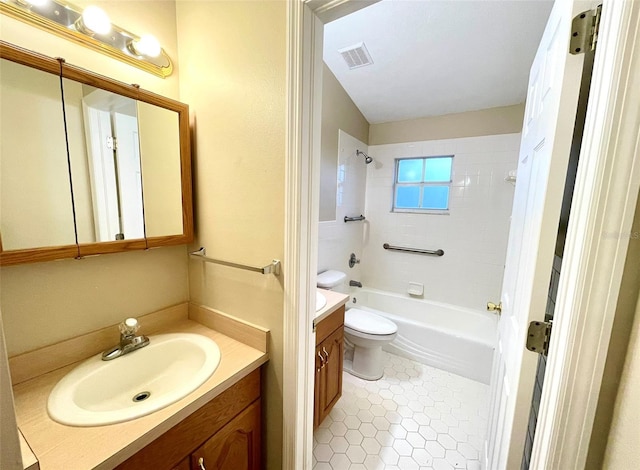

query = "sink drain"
[132,391,151,402]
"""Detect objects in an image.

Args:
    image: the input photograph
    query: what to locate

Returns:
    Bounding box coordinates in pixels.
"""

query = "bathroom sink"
[47,333,221,426]
[316,291,327,312]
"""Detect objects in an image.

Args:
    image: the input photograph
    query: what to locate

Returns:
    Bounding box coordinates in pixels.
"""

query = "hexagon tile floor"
[313,352,489,470]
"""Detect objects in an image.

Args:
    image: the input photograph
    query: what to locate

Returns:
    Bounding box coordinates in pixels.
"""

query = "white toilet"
[317,270,398,381]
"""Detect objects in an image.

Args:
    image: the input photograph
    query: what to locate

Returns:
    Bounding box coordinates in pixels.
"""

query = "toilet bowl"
[316,270,397,381]
[344,308,397,381]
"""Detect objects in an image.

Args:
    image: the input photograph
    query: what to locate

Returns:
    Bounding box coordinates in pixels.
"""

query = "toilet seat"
[345,309,398,336]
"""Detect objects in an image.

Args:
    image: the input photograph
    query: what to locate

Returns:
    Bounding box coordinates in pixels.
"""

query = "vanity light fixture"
[15,0,48,7]
[0,0,173,77]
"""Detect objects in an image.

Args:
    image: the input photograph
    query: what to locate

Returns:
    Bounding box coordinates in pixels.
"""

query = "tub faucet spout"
[349,280,363,288]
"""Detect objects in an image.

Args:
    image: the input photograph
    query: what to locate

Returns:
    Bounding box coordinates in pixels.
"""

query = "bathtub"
[349,288,497,384]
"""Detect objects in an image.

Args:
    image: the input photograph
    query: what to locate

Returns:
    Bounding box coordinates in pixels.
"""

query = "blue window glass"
[425,157,452,182]
[394,155,453,212]
[397,159,423,183]
[422,186,449,210]
[395,186,420,208]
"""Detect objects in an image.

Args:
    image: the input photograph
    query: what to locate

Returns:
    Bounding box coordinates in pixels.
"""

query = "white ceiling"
[323,0,554,124]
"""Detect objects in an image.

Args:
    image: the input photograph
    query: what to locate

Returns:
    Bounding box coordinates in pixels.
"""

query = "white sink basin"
[316,291,327,312]
[47,333,221,426]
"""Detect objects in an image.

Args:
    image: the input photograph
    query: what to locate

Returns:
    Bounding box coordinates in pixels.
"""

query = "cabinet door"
[192,400,261,470]
[315,327,344,427]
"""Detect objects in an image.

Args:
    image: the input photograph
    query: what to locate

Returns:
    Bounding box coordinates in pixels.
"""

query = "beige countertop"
[314,289,349,326]
[11,305,268,470]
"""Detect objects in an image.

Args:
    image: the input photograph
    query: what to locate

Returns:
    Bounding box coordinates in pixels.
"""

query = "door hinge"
[526,320,552,356]
[106,136,118,150]
[570,4,602,55]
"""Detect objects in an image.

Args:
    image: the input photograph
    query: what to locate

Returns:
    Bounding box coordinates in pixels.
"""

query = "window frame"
[392,155,454,214]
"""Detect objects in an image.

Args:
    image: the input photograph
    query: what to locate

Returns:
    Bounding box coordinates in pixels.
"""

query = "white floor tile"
[313,351,488,470]
[329,452,351,469]
[345,429,364,446]
[347,445,367,464]
[330,435,349,453]
[379,447,400,465]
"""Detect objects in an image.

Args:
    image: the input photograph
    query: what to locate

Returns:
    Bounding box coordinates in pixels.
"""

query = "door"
[83,107,120,241]
[113,113,144,239]
[485,1,592,468]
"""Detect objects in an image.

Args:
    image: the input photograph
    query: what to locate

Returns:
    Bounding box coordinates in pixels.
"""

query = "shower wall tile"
[318,130,368,278]
[362,134,520,310]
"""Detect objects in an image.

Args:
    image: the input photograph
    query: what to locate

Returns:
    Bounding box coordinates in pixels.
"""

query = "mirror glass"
[0,42,192,265]
[0,59,77,250]
[63,80,145,243]
[137,102,183,238]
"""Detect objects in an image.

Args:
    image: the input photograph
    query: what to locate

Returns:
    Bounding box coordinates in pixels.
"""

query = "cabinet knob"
[198,457,206,470]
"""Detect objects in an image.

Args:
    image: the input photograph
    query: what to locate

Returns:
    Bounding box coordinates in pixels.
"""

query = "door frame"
[283,1,640,469]
[531,1,640,468]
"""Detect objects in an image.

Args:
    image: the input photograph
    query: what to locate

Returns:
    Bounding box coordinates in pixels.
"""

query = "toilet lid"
[345,309,398,336]
[316,270,347,288]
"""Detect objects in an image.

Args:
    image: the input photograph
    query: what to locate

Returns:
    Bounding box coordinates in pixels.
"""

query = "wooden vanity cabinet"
[190,400,261,469]
[117,369,261,470]
[314,305,345,428]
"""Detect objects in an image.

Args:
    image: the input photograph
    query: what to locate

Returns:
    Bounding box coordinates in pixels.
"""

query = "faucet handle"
[119,318,140,336]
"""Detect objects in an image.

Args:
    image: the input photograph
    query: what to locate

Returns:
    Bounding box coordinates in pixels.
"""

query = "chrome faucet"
[101,318,150,361]
[349,280,363,288]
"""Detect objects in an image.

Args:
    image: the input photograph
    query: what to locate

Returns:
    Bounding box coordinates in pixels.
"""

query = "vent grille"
[339,42,373,69]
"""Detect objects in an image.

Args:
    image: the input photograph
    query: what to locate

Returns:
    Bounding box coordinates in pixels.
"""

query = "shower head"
[356,149,373,164]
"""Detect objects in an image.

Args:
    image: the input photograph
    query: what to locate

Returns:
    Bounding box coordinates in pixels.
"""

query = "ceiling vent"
[338,42,373,69]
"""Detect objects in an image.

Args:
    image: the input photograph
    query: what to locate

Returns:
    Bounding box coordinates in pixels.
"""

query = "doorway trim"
[283,0,640,468]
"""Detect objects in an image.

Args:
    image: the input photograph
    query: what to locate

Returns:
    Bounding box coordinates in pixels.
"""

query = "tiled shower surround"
[362,133,520,310]
[313,352,488,469]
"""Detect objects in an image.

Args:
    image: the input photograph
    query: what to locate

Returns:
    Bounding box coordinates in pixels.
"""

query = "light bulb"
[130,34,161,58]
[80,6,111,35]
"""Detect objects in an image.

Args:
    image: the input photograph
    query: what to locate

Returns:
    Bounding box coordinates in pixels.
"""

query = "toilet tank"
[317,270,348,293]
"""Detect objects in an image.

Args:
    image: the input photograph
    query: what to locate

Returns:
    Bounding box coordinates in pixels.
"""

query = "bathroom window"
[393,156,453,213]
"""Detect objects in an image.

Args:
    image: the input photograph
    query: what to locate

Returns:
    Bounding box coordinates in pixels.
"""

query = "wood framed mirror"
[0,41,193,265]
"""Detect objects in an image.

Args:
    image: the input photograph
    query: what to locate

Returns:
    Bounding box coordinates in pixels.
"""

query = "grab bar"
[189,247,281,276]
[383,243,444,257]
[344,215,366,223]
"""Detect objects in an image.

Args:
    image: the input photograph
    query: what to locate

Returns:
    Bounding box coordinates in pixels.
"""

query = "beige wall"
[0,2,189,355]
[319,64,370,221]
[587,191,640,469]
[603,295,640,468]
[369,103,525,145]
[175,2,286,469]
[0,61,77,250]
[62,79,97,244]
[137,102,183,238]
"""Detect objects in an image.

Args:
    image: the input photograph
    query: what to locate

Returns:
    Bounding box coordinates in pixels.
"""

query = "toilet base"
[344,345,384,381]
